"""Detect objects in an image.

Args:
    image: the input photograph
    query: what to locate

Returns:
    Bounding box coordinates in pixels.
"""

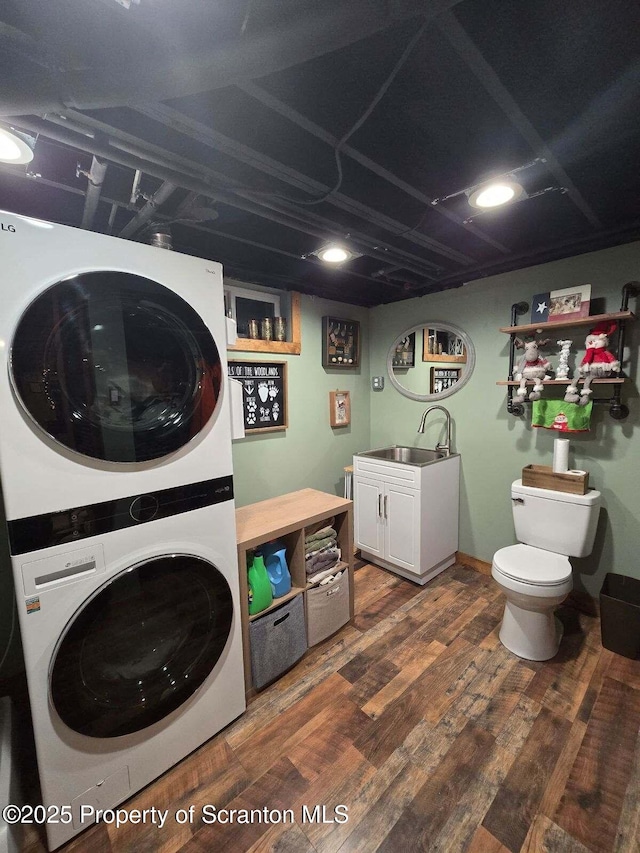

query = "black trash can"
[599,573,640,659]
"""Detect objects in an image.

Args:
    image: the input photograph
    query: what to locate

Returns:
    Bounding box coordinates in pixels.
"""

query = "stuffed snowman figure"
[565,321,620,406]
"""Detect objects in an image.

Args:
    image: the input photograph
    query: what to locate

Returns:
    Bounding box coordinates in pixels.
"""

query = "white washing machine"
[0,212,246,849]
[0,210,234,517]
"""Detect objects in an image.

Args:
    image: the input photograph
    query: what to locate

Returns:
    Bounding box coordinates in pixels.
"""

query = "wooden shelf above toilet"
[499,309,635,336]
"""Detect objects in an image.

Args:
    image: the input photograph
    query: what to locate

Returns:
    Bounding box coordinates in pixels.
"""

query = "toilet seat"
[493,544,571,587]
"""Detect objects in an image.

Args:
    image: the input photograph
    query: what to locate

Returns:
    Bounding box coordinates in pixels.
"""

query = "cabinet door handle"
[383,495,388,519]
[378,494,382,518]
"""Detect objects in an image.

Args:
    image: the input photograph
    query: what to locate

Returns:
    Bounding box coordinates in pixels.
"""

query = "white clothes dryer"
[0,210,232,520]
[14,497,244,850]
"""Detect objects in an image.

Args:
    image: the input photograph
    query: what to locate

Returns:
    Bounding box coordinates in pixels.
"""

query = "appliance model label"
[26,596,41,614]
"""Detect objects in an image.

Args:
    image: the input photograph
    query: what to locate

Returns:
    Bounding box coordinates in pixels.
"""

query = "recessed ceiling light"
[0,127,35,165]
[312,243,362,264]
[468,179,525,209]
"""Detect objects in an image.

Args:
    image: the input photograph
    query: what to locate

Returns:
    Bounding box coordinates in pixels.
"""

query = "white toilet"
[492,480,601,661]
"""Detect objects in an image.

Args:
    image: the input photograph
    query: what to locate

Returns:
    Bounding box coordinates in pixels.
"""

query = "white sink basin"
[356,446,452,466]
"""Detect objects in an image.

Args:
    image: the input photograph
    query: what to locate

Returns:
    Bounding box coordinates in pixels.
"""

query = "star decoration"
[536,301,548,314]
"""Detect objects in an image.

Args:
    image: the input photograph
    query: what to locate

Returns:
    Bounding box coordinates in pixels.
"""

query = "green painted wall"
[231,293,371,507]
[369,240,640,596]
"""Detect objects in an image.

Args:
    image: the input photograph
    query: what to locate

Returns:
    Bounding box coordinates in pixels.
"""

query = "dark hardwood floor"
[22,561,640,853]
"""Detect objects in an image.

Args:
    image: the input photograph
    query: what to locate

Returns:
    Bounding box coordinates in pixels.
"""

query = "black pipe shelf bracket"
[500,283,638,420]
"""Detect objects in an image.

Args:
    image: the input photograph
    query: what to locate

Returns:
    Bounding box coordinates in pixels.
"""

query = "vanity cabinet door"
[354,476,384,559]
[384,483,421,574]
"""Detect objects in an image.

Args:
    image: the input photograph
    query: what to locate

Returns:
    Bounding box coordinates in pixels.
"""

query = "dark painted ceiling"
[1,0,639,307]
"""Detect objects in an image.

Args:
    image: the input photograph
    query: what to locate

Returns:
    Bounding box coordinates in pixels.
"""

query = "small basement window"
[224,282,281,339]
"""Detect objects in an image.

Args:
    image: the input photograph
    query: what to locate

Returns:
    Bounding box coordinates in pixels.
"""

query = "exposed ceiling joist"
[437,10,603,229]
[135,102,474,266]
[29,111,441,281]
[237,80,511,255]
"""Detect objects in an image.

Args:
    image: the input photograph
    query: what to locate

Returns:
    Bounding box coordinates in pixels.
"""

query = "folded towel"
[305,535,337,558]
[307,567,340,584]
[306,547,341,574]
[532,399,592,432]
[305,527,337,548]
[305,537,337,559]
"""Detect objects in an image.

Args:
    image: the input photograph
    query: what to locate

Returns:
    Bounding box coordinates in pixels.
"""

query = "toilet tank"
[511,480,601,557]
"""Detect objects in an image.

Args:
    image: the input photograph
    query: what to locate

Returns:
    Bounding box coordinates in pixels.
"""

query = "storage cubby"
[235,488,353,695]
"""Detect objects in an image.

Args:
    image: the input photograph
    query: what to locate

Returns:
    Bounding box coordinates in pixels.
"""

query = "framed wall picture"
[227,360,287,433]
[322,316,360,368]
[329,390,351,427]
[430,367,461,394]
[391,332,416,368]
[423,328,467,363]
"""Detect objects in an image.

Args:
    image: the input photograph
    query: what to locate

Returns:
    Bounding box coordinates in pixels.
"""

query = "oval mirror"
[386,322,476,402]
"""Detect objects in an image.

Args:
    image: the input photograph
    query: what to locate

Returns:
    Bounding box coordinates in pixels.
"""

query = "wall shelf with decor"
[499,282,637,419]
[227,291,301,355]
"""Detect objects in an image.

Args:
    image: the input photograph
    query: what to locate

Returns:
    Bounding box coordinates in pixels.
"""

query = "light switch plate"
[372,376,384,390]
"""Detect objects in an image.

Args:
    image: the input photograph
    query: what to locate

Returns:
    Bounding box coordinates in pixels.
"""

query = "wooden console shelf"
[236,488,353,694]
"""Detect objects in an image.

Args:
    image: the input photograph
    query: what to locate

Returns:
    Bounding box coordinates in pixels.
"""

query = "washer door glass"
[10,272,221,462]
[49,555,234,738]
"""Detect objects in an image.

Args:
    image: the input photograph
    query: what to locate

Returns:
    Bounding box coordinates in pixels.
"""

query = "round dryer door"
[10,272,221,462]
[49,554,234,738]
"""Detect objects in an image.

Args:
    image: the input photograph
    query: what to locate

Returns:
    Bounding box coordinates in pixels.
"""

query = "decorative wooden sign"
[227,360,287,433]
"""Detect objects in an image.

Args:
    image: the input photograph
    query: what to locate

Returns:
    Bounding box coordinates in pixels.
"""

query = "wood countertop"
[235,488,352,550]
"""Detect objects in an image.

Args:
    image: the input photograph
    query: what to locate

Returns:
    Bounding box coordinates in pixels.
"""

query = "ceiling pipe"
[136,103,474,266]
[12,115,440,281]
[118,181,177,238]
[0,1,462,116]
[79,155,108,230]
[0,163,397,295]
[51,109,445,279]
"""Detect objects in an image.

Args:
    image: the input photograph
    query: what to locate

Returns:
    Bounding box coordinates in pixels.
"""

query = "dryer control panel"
[8,475,233,555]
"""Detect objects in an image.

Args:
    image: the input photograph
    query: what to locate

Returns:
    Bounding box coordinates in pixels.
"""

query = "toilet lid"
[493,544,571,586]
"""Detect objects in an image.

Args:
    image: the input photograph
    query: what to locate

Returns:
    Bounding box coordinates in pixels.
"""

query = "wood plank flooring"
[21,561,640,853]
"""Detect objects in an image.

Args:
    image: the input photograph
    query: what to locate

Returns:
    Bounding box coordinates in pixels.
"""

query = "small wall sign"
[329,390,351,427]
[227,360,288,433]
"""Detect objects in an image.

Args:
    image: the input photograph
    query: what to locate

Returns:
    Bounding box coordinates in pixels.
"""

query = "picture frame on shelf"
[530,284,591,324]
[430,367,461,394]
[329,390,351,427]
[322,316,360,368]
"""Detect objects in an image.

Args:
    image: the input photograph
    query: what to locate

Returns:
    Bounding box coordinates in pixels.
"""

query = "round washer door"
[49,554,234,738]
[10,271,222,462]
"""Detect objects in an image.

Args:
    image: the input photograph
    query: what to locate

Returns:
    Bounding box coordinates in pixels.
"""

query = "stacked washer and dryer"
[0,211,246,849]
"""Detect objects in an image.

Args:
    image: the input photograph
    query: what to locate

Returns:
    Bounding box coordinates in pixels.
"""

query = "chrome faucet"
[417,405,452,455]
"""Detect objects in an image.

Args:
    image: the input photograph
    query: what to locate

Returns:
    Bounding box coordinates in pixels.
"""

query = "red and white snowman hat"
[588,320,617,341]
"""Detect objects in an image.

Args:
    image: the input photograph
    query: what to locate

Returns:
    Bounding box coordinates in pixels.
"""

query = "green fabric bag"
[531,399,592,432]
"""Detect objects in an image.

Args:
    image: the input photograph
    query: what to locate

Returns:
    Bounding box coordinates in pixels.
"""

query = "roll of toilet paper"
[567,469,587,476]
[553,438,570,473]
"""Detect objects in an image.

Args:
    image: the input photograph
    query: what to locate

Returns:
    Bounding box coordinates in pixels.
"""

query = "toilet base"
[499,601,564,661]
